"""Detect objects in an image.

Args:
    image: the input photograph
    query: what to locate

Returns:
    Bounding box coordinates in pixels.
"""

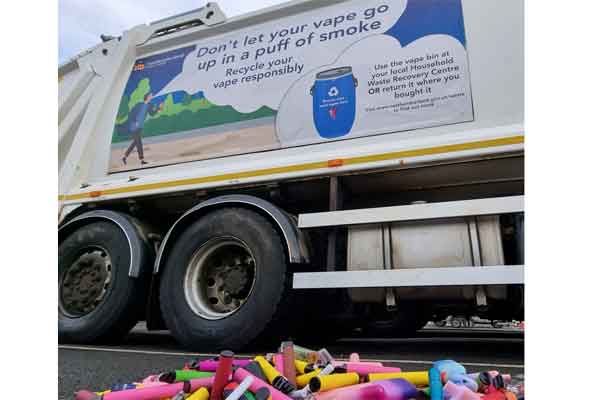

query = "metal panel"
[477,215,505,266]
[299,196,524,228]
[347,224,384,272]
[293,266,524,289]
[346,212,508,301]
[390,219,474,269]
[62,131,523,204]
[59,27,148,197]
[467,218,482,266]
[150,3,226,27]
[58,65,95,125]
[347,224,386,303]
[326,176,343,271]
[59,0,523,204]
[347,215,508,300]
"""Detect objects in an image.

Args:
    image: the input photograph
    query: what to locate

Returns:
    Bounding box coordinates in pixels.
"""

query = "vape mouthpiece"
[272,375,296,394]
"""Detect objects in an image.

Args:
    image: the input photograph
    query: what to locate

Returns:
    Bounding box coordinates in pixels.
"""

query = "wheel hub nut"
[60,248,112,317]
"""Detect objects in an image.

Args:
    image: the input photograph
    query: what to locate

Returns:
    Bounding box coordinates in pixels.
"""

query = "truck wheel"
[59,221,146,343]
[159,208,293,350]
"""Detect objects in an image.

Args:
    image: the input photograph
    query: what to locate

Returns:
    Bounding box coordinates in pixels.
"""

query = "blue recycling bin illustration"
[311,66,358,139]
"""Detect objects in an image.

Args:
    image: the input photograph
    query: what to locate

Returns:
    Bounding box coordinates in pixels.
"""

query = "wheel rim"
[184,237,257,320]
[59,246,113,318]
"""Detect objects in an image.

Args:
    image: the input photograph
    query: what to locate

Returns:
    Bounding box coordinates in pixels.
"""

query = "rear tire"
[58,221,146,343]
[159,208,294,350]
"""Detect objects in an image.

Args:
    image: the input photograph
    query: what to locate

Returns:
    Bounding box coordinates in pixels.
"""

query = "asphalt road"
[59,325,524,399]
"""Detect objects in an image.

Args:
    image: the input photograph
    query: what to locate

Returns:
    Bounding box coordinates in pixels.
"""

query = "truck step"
[298,196,524,228]
[293,265,525,289]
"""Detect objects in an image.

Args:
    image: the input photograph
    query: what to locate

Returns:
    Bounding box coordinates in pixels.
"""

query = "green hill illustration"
[112,78,276,143]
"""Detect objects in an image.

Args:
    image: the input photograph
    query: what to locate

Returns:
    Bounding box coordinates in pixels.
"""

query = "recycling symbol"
[328,86,339,97]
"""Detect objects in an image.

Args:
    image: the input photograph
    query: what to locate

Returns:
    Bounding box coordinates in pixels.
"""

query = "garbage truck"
[58,0,524,349]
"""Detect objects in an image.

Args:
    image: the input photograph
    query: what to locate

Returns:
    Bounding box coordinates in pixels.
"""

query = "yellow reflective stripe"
[59,135,524,201]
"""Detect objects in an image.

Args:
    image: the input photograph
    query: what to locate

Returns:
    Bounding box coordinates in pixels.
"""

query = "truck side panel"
[58,0,523,205]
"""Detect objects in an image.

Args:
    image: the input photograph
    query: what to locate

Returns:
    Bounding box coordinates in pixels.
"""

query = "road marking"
[59,345,218,358]
[58,345,524,369]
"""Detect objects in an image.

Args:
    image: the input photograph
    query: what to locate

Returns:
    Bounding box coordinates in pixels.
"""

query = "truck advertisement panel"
[110,0,473,173]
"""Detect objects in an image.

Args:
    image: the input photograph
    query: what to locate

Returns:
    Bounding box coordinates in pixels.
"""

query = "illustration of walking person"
[122,92,163,165]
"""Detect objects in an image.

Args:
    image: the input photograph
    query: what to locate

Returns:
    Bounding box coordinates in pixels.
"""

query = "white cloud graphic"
[275,33,473,146]
[154,0,407,113]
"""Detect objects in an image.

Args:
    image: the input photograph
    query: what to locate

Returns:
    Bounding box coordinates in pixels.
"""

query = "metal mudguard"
[153,194,310,274]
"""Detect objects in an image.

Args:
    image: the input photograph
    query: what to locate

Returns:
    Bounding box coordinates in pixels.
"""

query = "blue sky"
[59,0,289,63]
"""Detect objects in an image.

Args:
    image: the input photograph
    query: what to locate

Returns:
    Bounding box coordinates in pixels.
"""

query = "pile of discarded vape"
[74,342,524,400]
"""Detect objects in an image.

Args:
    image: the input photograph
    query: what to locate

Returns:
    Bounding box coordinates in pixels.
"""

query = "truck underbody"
[59,151,524,347]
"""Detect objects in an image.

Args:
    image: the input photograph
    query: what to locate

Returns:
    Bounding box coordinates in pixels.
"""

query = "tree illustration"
[182,92,192,106]
[128,78,151,110]
[162,94,176,116]
[116,95,130,122]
